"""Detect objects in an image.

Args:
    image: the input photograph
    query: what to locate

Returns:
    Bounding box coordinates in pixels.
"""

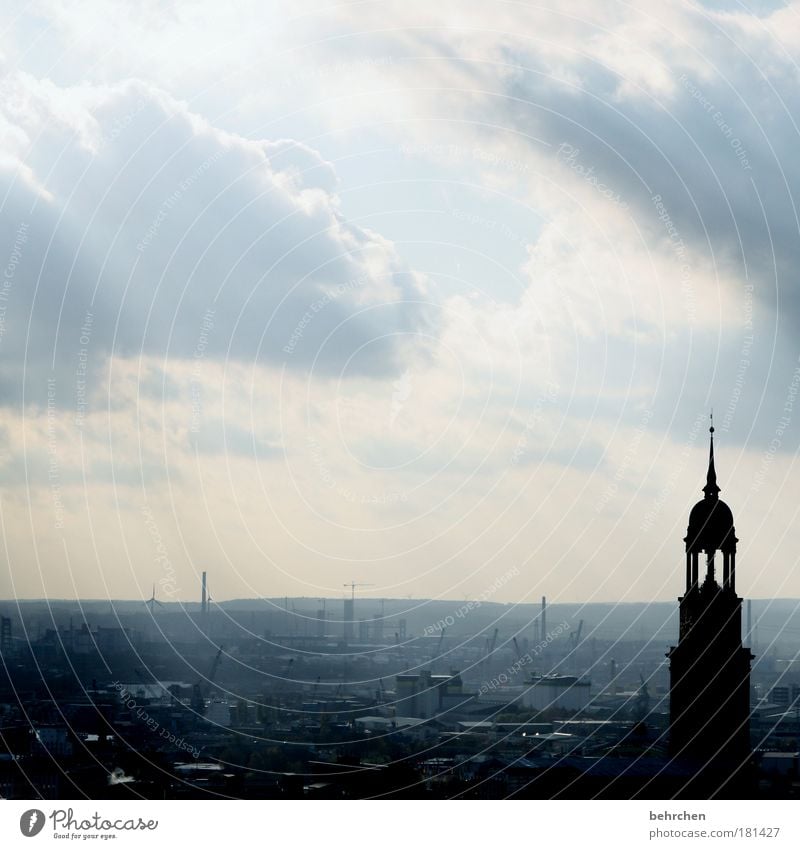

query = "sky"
[2,0,800,605]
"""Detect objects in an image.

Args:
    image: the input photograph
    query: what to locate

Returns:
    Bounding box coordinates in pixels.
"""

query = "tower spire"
[703,412,720,498]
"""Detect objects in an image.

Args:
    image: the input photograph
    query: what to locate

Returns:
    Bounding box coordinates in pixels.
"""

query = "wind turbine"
[145,584,164,612]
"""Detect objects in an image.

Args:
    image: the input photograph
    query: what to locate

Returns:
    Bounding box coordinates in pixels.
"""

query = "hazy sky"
[2,0,800,605]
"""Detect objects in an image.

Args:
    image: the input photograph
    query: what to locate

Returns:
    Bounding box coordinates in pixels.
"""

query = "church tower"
[668,419,753,782]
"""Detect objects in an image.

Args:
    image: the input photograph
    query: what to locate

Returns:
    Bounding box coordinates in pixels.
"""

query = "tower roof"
[685,417,736,554]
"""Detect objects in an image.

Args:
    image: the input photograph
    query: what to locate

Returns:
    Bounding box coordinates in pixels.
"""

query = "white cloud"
[0,73,433,409]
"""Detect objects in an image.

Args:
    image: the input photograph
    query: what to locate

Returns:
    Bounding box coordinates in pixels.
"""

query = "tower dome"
[686,497,736,554]
[684,419,737,556]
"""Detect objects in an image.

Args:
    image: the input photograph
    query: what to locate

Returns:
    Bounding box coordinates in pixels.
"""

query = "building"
[34,726,73,757]
[520,675,592,712]
[343,598,354,643]
[0,617,12,657]
[395,670,468,718]
[770,685,791,706]
[204,700,232,727]
[667,421,753,786]
[766,683,800,707]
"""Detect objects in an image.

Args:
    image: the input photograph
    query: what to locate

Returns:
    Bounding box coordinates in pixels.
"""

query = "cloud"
[0,74,433,410]
[4,2,800,602]
[284,1,800,446]
[303,1,800,322]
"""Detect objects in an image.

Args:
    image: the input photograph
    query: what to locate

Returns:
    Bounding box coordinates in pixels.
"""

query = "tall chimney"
[747,598,752,643]
[541,595,546,643]
[201,571,207,614]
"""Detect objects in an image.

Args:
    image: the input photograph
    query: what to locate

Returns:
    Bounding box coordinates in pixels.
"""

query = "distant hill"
[2,596,799,650]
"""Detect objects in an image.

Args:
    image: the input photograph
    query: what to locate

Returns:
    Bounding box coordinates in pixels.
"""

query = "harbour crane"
[191,644,224,715]
[208,645,224,684]
[635,672,651,721]
[431,628,447,667]
[483,628,499,675]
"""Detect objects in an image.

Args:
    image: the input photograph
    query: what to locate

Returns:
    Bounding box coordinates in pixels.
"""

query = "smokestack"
[747,599,752,644]
[541,596,546,644]
[201,571,207,614]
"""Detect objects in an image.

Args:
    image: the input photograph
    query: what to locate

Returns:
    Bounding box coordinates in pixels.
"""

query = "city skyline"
[0,434,792,800]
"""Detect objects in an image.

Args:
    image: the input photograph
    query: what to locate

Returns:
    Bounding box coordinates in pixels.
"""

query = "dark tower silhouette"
[667,418,753,793]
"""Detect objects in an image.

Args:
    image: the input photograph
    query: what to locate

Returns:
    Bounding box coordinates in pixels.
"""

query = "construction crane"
[512,636,522,661]
[570,620,584,648]
[343,581,374,600]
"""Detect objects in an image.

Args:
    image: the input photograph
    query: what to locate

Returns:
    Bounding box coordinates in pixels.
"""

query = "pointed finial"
[703,410,720,498]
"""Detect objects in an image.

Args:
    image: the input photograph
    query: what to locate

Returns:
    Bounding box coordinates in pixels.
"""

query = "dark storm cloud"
[498,47,796,315]
[469,12,800,452]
